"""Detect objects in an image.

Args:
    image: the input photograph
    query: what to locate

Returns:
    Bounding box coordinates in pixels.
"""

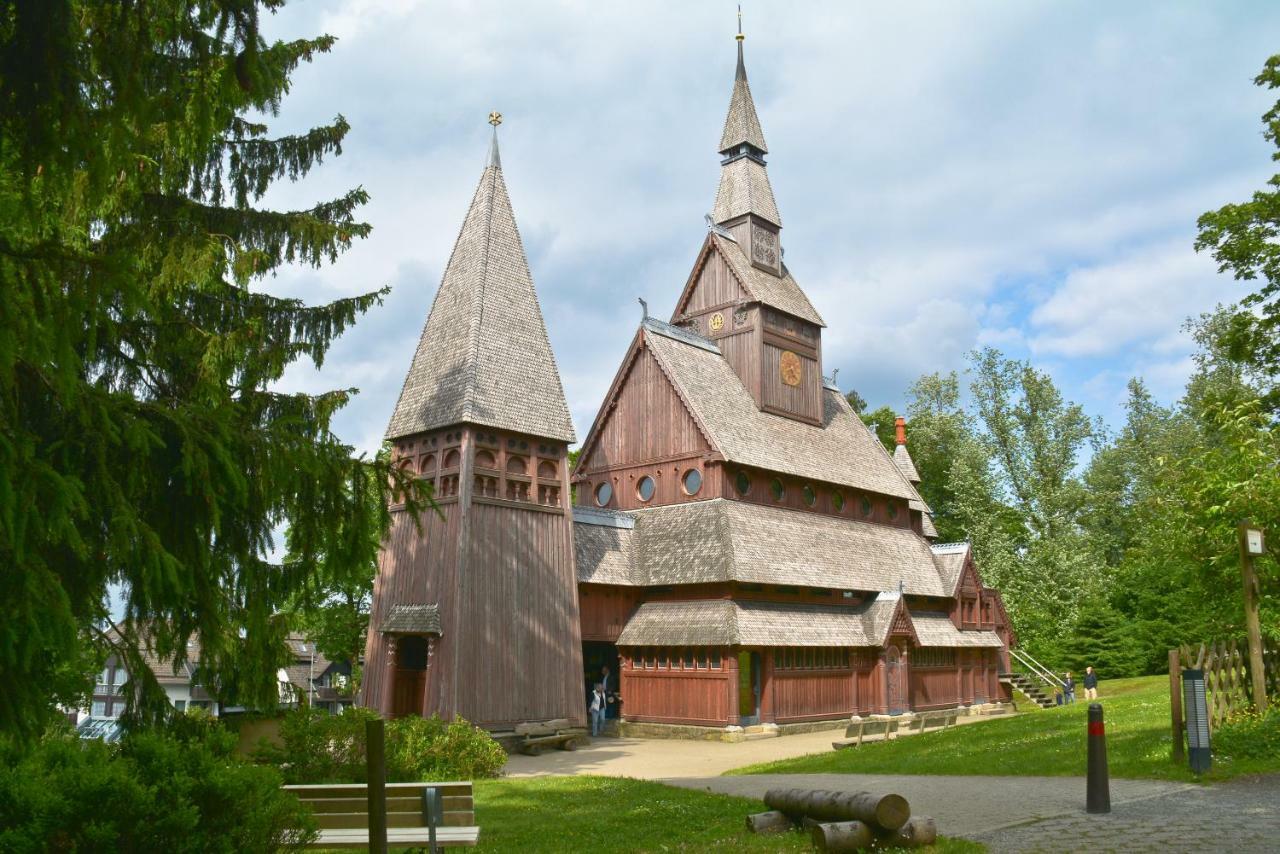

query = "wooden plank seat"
[832,718,899,750]
[284,781,479,848]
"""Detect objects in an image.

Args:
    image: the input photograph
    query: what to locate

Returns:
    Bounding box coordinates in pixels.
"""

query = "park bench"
[512,718,590,755]
[831,717,898,750]
[284,781,480,849]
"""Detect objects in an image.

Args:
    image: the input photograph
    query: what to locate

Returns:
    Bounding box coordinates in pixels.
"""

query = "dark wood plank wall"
[362,500,462,717]
[908,667,960,711]
[365,425,585,728]
[761,342,822,423]
[457,466,584,729]
[621,669,733,725]
[578,585,642,642]
[676,244,748,316]
[717,325,761,404]
[770,670,855,722]
[581,346,710,473]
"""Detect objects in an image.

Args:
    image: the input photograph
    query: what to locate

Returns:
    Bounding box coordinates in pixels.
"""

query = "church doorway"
[738,650,761,725]
[391,635,429,718]
[582,641,620,719]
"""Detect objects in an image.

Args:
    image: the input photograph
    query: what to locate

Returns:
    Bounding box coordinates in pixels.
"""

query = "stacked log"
[743,788,937,852]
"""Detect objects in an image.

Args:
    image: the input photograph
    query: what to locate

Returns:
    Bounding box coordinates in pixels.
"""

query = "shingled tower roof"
[713,33,781,227]
[386,126,576,443]
[718,37,768,154]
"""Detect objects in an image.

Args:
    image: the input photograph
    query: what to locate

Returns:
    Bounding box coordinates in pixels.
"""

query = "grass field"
[727,674,1279,782]
[470,776,983,853]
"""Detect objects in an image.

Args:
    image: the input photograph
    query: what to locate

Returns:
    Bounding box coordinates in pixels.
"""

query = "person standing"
[1083,666,1098,701]
[589,683,606,737]
[1063,671,1076,704]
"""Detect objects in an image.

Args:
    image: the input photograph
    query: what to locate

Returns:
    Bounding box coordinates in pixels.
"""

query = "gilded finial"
[736,5,744,41]
[488,111,503,127]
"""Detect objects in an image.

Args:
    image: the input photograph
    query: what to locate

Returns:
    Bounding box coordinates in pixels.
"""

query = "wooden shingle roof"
[617,597,904,648]
[574,498,949,596]
[719,41,768,154]
[385,133,575,443]
[912,612,1004,648]
[379,604,442,635]
[713,156,780,227]
[644,326,912,498]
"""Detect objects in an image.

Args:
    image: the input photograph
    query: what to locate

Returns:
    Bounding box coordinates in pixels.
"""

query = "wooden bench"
[512,718,590,756]
[832,718,898,750]
[284,781,480,849]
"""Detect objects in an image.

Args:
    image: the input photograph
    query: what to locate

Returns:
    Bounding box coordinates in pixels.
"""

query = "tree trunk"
[809,820,874,852]
[745,811,793,834]
[877,816,937,848]
[764,788,911,831]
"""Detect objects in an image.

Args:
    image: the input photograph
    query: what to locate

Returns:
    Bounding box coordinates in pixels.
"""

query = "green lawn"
[470,776,983,853]
[727,675,1279,782]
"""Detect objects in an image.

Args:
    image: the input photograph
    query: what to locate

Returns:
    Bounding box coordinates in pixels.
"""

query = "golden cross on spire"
[736,5,744,41]
[488,111,503,127]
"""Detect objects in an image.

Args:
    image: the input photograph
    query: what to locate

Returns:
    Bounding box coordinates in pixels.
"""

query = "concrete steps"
[999,672,1057,709]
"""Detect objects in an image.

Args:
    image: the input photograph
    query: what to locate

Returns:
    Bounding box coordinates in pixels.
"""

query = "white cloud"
[249,1,1280,448]
[1028,240,1223,358]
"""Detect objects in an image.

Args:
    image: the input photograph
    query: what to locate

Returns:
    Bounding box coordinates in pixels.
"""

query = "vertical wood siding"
[761,342,822,422]
[678,247,748,314]
[621,671,731,725]
[770,670,855,722]
[909,668,961,710]
[717,326,761,405]
[578,585,641,642]
[582,347,710,472]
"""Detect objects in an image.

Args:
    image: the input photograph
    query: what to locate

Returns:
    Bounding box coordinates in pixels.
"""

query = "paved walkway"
[664,773,1193,840]
[502,727,847,779]
[969,773,1280,853]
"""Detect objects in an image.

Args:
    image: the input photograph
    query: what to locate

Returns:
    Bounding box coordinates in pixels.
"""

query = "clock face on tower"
[780,350,802,386]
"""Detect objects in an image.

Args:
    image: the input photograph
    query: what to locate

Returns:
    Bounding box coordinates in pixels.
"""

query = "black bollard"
[1086,703,1111,814]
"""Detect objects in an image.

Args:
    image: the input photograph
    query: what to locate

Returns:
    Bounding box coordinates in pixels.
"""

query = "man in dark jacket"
[1083,666,1099,700]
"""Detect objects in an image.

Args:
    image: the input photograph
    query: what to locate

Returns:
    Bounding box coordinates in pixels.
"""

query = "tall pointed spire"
[386,115,575,443]
[718,17,768,156]
[713,18,780,228]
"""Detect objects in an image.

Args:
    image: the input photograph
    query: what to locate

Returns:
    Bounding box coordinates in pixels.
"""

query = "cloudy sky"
[256,1,1280,455]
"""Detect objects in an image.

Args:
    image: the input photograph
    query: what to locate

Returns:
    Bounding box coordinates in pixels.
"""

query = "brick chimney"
[895,416,907,447]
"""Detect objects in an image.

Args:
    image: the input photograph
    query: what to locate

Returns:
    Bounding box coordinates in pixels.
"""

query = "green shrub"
[1215,706,1280,761]
[389,715,507,782]
[0,720,315,853]
[258,709,506,784]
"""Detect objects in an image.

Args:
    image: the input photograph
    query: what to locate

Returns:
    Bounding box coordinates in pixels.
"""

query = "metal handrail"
[1010,647,1066,690]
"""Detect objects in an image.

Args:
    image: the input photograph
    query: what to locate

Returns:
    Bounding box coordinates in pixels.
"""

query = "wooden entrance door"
[391,635,429,718]
[738,651,761,725]
[886,645,906,715]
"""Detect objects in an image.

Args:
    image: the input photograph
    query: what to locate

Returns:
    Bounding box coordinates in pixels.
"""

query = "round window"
[860,496,873,518]
[770,478,785,501]
[682,469,702,496]
[832,492,845,512]
[735,471,751,496]
[637,476,655,502]
[594,482,613,507]
[802,485,816,507]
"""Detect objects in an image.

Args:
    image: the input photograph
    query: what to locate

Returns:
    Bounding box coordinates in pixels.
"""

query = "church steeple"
[713,21,783,270]
[386,116,575,443]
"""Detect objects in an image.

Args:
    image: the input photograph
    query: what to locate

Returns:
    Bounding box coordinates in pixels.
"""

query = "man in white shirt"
[589,682,606,737]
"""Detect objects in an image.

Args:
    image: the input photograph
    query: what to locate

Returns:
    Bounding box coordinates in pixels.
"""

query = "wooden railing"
[1176,640,1279,731]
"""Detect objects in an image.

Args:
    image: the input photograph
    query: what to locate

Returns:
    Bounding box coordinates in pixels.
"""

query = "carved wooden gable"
[885,598,920,646]
[673,236,751,326]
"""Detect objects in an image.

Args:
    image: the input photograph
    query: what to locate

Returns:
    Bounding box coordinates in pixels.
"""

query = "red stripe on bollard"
[1088,721,1105,736]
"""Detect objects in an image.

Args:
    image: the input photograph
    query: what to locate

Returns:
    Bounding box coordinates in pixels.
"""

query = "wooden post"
[367,718,388,854]
[1169,649,1184,763]
[1238,522,1269,714]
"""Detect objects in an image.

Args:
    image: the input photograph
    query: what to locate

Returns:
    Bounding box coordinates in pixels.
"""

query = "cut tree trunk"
[876,816,937,849]
[744,811,793,834]
[809,820,874,852]
[764,788,911,831]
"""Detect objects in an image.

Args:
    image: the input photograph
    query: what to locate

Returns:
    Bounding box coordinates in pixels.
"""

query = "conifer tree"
[0,1,421,737]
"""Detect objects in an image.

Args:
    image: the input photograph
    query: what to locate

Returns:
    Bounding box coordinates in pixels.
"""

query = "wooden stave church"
[362,34,1015,733]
